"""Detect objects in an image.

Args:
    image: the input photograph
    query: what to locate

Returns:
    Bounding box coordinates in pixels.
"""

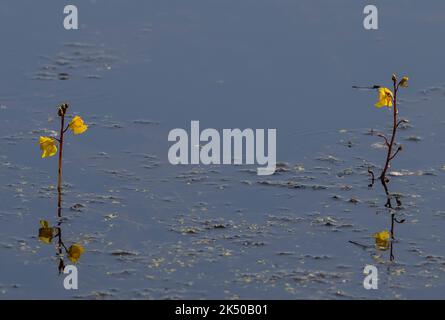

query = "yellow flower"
[373,230,390,250]
[38,220,54,244]
[399,76,409,88]
[375,87,393,108]
[67,243,85,263]
[39,136,58,158]
[68,116,88,135]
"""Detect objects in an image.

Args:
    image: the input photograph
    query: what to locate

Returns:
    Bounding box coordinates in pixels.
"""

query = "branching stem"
[379,81,402,197]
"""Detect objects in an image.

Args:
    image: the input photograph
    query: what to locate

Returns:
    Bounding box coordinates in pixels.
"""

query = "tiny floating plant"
[38,103,88,271]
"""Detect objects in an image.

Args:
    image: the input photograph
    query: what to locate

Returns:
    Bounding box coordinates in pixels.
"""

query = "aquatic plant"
[38,103,87,272]
[354,75,409,260]
[39,103,88,210]
[369,74,409,203]
[354,74,409,205]
[369,75,409,244]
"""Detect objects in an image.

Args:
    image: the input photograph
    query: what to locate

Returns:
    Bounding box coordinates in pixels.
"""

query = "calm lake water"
[1,0,445,299]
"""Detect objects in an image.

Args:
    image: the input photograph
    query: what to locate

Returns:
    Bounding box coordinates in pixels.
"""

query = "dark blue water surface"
[1,0,445,299]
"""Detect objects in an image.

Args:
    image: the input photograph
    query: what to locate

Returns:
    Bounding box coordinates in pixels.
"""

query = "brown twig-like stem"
[396,119,407,129]
[379,80,401,199]
[389,146,402,161]
[56,103,68,214]
[376,133,390,147]
[57,115,65,213]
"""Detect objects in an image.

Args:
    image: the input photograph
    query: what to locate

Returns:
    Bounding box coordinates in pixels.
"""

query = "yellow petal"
[68,116,88,135]
[399,76,409,88]
[375,87,393,108]
[39,136,58,158]
[67,243,85,263]
[374,230,390,240]
[373,230,390,250]
[40,220,50,228]
[38,227,54,244]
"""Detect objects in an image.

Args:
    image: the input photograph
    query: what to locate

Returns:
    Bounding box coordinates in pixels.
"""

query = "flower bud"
[399,76,409,88]
[392,74,397,83]
[57,103,69,117]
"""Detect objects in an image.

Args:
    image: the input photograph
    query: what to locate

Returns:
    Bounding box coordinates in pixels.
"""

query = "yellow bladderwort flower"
[68,116,88,135]
[67,243,85,263]
[39,136,58,158]
[373,230,390,250]
[399,76,409,88]
[38,220,54,244]
[375,87,393,108]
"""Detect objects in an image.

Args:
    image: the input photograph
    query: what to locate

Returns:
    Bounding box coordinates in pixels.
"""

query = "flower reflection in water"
[38,198,85,274]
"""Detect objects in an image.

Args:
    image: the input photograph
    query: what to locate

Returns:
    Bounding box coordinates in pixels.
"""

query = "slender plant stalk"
[379,80,401,239]
[380,79,399,188]
[57,113,65,213]
[56,103,69,214]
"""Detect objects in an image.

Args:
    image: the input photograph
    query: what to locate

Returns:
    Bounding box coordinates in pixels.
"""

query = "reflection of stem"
[368,168,375,188]
[56,224,65,274]
[390,213,395,261]
[388,212,405,261]
[390,240,395,262]
[390,213,395,240]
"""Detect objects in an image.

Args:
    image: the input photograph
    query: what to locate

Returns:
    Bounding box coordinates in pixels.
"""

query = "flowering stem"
[379,80,400,196]
[57,107,67,214]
